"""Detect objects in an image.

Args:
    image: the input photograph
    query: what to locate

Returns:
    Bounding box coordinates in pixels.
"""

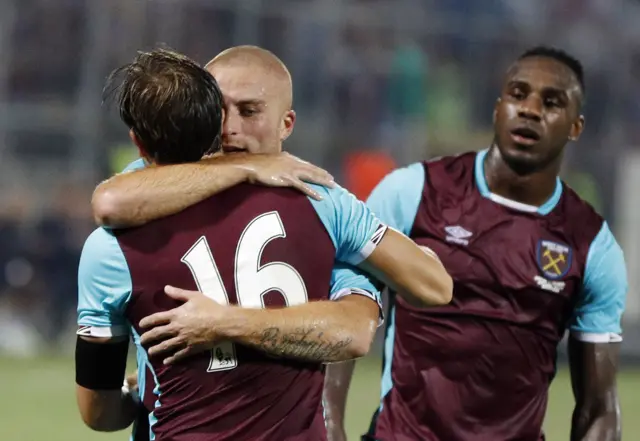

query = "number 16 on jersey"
[181,236,238,372]
[180,211,309,372]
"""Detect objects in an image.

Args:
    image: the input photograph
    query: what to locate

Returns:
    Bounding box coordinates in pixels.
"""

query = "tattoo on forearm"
[251,327,352,362]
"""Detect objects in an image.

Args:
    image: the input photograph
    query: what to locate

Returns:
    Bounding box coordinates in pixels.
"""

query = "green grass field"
[1,356,638,441]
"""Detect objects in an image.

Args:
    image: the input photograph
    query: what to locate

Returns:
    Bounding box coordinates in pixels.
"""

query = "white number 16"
[180,211,308,372]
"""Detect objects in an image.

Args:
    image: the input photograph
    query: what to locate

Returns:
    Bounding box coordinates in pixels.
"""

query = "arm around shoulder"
[92,157,251,228]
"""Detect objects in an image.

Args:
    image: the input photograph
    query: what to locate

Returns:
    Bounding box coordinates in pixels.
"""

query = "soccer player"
[90,45,374,441]
[75,48,452,440]
[94,45,378,441]
[92,45,334,228]
[323,46,627,441]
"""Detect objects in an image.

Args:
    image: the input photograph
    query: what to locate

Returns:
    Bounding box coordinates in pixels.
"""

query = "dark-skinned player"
[323,46,626,441]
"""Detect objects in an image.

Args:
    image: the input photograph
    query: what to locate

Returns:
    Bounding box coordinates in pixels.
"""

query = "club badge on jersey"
[534,240,573,294]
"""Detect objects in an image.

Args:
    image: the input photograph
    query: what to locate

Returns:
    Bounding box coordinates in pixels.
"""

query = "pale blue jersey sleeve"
[77,227,133,338]
[569,222,628,343]
[366,162,425,235]
[329,264,383,323]
[122,158,146,172]
[308,184,387,266]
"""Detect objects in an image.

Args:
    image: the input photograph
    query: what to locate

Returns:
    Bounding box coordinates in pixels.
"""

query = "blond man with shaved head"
[205,46,295,155]
[92,45,451,441]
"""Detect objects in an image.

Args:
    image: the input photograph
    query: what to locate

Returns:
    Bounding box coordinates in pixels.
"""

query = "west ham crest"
[536,240,572,280]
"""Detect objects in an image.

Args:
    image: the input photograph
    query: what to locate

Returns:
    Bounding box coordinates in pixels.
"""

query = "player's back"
[367,151,624,441]
[117,184,349,441]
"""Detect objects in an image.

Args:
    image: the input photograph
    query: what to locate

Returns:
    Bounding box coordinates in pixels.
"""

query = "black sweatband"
[75,336,129,390]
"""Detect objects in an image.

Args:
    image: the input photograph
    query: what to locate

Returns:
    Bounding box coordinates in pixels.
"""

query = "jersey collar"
[474,148,562,215]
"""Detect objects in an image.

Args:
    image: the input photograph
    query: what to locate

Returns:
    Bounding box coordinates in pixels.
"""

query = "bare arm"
[75,336,138,432]
[569,337,621,441]
[225,295,378,361]
[93,153,334,228]
[318,231,451,440]
[362,228,453,307]
[323,361,356,441]
[76,385,138,432]
[139,288,379,364]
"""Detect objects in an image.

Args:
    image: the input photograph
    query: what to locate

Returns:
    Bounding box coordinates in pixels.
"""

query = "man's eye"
[240,109,257,117]
[511,89,525,99]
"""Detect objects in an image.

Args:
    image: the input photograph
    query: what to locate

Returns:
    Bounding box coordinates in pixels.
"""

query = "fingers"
[164,285,197,301]
[162,346,194,365]
[296,169,335,188]
[139,311,172,330]
[294,162,335,187]
[287,177,323,200]
[281,153,335,188]
[147,336,185,358]
[252,153,336,195]
[140,324,177,345]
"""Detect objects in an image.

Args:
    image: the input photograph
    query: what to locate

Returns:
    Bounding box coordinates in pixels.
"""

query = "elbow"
[91,186,124,228]
[347,338,371,360]
[76,384,133,432]
[574,397,620,428]
[80,412,117,433]
[83,419,109,433]
[344,320,376,360]
[79,405,132,433]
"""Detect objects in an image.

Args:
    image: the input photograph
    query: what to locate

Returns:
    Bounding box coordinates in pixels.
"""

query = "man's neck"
[483,145,560,208]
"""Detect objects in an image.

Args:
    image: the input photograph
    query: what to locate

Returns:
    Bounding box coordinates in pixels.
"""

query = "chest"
[410,197,586,320]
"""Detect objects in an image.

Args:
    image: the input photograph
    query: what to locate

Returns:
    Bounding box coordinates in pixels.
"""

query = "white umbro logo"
[444,225,472,245]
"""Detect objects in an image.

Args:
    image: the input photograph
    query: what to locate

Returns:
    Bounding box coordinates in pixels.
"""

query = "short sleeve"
[308,184,388,266]
[366,162,424,235]
[77,228,133,338]
[329,264,384,326]
[569,222,627,343]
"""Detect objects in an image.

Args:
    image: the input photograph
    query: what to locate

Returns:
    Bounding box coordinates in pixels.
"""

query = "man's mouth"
[221,145,246,153]
[510,127,541,146]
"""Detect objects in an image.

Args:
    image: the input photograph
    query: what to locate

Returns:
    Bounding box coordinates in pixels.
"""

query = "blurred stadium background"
[1,0,640,439]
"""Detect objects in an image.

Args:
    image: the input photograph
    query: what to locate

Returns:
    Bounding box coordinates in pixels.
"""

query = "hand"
[139,286,230,365]
[241,152,336,200]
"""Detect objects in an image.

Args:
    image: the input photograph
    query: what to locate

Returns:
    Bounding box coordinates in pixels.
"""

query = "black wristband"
[75,336,129,390]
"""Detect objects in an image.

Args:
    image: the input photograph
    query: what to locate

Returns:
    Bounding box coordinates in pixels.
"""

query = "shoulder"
[367,162,426,208]
[81,228,122,259]
[559,182,603,223]
[373,162,426,196]
[584,221,626,284]
[307,182,356,203]
[557,182,605,252]
[79,228,131,284]
[421,151,478,188]
[423,151,477,172]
